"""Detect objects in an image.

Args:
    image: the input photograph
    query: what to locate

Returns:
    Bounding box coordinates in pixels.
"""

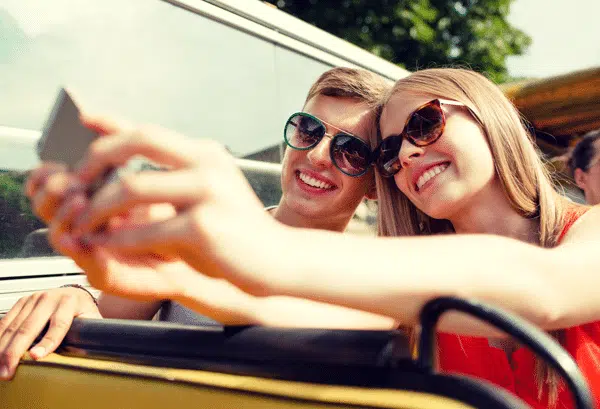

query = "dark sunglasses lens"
[285,114,324,149]
[331,135,371,176]
[405,102,445,145]
[376,136,403,177]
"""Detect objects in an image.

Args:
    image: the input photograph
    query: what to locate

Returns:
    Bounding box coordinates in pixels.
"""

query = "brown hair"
[305,67,391,108]
[375,68,584,405]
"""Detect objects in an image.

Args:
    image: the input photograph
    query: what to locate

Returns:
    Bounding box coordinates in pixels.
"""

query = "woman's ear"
[574,168,587,190]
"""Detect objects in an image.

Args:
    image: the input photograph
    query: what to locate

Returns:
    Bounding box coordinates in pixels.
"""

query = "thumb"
[79,113,134,136]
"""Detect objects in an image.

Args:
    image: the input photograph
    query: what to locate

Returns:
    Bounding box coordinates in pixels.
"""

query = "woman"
[372,68,597,408]
[49,69,600,408]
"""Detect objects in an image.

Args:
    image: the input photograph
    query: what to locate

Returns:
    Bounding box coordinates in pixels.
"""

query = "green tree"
[0,171,45,257]
[267,0,531,83]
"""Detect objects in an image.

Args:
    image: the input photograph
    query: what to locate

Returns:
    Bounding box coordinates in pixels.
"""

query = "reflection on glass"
[0,0,287,155]
[0,0,335,260]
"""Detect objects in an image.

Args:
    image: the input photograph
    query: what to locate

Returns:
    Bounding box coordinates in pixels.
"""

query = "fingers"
[72,170,204,235]
[25,162,67,198]
[79,114,134,136]
[125,203,178,227]
[48,193,88,257]
[86,214,190,257]
[26,163,84,224]
[0,295,48,379]
[29,295,80,360]
[5,293,77,366]
[0,288,99,380]
[0,299,28,378]
[108,203,177,232]
[30,172,85,223]
[75,129,211,185]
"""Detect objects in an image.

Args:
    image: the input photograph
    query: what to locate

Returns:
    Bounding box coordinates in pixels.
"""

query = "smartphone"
[37,88,98,169]
[37,88,116,194]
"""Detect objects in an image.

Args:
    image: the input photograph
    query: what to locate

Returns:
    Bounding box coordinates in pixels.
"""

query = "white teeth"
[299,172,333,189]
[416,163,449,191]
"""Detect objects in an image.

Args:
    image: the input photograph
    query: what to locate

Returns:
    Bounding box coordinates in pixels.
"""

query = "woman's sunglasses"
[374,99,481,178]
[284,112,373,177]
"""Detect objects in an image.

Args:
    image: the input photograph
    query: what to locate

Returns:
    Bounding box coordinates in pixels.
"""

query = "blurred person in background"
[569,130,600,205]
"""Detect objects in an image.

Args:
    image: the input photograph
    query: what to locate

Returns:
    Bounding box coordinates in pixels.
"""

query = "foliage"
[0,171,45,258]
[267,0,531,83]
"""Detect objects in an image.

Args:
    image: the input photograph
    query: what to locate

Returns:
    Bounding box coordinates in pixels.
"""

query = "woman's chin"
[418,197,462,221]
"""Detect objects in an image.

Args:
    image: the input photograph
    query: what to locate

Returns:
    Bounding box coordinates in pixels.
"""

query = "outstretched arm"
[264,206,600,334]
[66,119,600,336]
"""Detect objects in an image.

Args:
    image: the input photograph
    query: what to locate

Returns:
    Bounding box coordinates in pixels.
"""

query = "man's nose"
[306,134,333,168]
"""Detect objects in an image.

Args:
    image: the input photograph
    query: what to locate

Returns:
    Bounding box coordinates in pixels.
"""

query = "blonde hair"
[374,68,581,404]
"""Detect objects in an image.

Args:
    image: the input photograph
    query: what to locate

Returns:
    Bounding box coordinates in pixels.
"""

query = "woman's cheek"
[394,175,410,197]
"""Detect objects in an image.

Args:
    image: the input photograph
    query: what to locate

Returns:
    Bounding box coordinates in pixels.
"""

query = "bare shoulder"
[561,205,600,244]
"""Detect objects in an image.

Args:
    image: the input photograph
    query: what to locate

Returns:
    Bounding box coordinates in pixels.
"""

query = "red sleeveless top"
[438,207,599,408]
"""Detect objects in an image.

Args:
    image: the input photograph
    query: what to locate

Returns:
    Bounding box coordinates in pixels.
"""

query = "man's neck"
[269,205,350,232]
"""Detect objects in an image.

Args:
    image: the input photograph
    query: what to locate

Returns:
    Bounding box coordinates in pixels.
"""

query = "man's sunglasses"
[284,112,373,177]
[374,99,481,178]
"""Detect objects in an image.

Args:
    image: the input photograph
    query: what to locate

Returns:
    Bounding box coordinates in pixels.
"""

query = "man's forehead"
[304,95,373,133]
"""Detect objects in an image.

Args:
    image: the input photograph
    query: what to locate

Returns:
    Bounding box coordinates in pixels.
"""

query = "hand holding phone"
[37,88,117,195]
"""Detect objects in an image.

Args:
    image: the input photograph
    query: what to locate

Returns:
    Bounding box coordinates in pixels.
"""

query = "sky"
[506,0,600,79]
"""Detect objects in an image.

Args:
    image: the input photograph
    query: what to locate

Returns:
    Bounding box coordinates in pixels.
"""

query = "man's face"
[279,95,375,226]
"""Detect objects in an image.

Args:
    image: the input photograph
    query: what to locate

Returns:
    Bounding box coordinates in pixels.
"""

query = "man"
[570,130,600,205]
[0,67,394,379]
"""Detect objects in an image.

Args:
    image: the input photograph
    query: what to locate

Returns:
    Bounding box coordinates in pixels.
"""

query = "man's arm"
[97,293,162,320]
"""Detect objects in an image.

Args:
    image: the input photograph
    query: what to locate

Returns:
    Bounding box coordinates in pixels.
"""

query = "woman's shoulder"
[559,204,600,244]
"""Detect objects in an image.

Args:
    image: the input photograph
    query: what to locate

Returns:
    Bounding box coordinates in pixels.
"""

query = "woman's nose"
[398,139,425,168]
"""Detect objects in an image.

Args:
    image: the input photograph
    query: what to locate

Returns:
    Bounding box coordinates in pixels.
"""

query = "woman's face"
[379,93,498,219]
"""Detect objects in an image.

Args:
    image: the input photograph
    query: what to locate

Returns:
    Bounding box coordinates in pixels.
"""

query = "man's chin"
[281,197,337,218]
[288,199,332,216]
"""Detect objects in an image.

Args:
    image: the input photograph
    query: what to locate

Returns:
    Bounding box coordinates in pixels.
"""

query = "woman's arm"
[268,206,600,335]
[66,122,599,336]
[177,272,396,329]
[539,206,600,327]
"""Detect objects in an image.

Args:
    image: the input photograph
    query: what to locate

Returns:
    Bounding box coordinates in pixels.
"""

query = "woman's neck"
[449,185,539,244]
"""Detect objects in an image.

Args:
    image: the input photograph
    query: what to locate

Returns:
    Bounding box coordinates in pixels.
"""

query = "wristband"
[61,284,98,306]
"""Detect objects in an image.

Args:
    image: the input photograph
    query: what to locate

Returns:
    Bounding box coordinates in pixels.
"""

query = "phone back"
[37,88,98,169]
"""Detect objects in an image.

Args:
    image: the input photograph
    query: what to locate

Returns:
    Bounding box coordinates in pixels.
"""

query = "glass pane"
[0,0,340,259]
[0,0,283,156]
[274,46,335,122]
[0,170,51,258]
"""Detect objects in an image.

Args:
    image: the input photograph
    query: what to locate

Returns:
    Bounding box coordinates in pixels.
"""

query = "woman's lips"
[415,162,450,192]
